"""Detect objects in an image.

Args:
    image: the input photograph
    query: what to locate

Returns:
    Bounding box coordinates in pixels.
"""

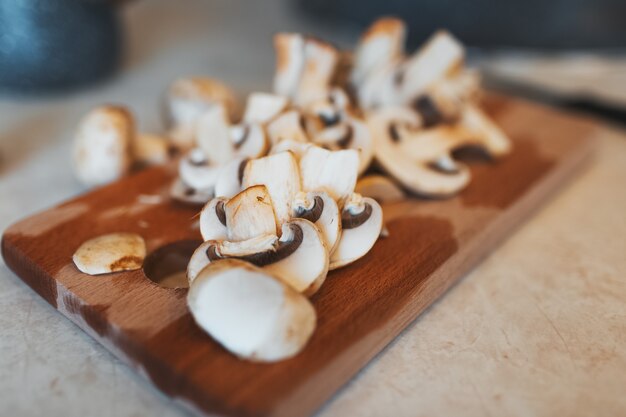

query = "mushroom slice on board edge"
[73,233,146,275]
[188,218,329,296]
[330,194,383,270]
[187,259,316,362]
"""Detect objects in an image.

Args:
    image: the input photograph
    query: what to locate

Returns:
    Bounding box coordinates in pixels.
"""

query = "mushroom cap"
[330,196,383,270]
[73,233,146,275]
[187,259,316,362]
[72,105,133,187]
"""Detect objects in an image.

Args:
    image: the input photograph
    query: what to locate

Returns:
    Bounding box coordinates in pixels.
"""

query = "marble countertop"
[1,1,625,416]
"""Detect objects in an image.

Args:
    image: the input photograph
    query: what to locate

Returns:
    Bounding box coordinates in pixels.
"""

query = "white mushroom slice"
[132,133,171,166]
[295,38,339,106]
[270,140,312,159]
[292,191,341,253]
[215,234,279,258]
[72,106,133,187]
[351,17,406,87]
[73,233,146,275]
[400,30,465,103]
[224,185,278,241]
[165,77,238,147]
[170,178,213,206]
[273,33,305,99]
[311,123,351,148]
[355,60,400,109]
[299,146,359,206]
[187,259,316,362]
[214,157,248,198]
[195,105,235,166]
[355,175,405,203]
[347,117,374,175]
[193,219,329,295]
[199,197,229,241]
[457,104,512,157]
[330,195,383,270]
[243,93,289,124]
[179,148,221,191]
[369,109,470,197]
[243,152,301,227]
[230,123,269,160]
[267,110,309,146]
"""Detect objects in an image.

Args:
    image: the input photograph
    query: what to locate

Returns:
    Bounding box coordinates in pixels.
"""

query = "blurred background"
[1,0,625,415]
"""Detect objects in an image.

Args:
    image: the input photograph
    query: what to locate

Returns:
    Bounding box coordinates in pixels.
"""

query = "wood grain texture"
[1,95,597,417]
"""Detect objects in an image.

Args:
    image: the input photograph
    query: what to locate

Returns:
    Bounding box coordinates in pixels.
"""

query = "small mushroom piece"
[295,38,339,106]
[188,219,329,296]
[132,133,171,166]
[457,104,512,157]
[273,33,306,99]
[351,17,406,88]
[199,197,229,241]
[73,233,146,275]
[230,123,269,160]
[224,185,278,241]
[368,107,471,197]
[164,77,239,148]
[400,30,465,103]
[170,178,213,206]
[267,110,309,146]
[330,194,383,270]
[243,151,301,227]
[292,191,341,253]
[355,175,405,203]
[72,106,133,187]
[242,93,289,124]
[178,148,221,192]
[299,146,359,205]
[214,157,248,198]
[195,105,235,166]
[187,259,316,362]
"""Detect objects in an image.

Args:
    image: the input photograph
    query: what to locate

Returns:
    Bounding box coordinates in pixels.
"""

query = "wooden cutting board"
[1,95,597,417]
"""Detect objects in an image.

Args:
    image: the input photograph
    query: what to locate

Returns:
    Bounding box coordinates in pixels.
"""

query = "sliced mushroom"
[214,157,248,198]
[330,194,383,270]
[72,106,133,187]
[195,105,235,166]
[457,103,512,157]
[73,233,146,275]
[230,123,268,160]
[178,148,222,192]
[187,259,316,362]
[170,178,213,206]
[355,175,405,203]
[292,190,341,253]
[188,219,328,296]
[400,30,465,104]
[243,93,289,124]
[295,38,339,106]
[351,17,406,88]
[368,107,471,197]
[199,197,229,241]
[267,110,309,146]
[273,33,305,99]
[242,151,301,227]
[164,77,239,148]
[299,146,359,205]
[224,185,278,241]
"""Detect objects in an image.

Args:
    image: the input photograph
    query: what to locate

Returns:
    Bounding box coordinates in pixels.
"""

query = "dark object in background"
[296,0,626,49]
[0,0,122,94]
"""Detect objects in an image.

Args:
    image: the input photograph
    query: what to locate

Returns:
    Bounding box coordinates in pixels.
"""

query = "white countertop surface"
[1,1,625,416]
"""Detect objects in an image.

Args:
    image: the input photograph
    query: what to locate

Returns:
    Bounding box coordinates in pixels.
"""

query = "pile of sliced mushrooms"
[71,18,511,362]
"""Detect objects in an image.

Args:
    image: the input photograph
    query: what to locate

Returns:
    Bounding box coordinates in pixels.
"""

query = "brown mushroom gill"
[294,196,324,223]
[215,200,227,226]
[336,125,353,148]
[412,95,444,128]
[206,223,303,267]
[341,202,372,229]
[232,125,250,150]
[237,158,248,184]
[427,159,461,175]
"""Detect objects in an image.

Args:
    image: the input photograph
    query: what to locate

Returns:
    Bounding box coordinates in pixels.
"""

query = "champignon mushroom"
[199,197,229,241]
[73,233,146,275]
[273,33,306,99]
[188,218,328,296]
[292,190,341,253]
[299,146,359,206]
[330,194,383,270]
[355,175,405,203]
[170,178,214,206]
[214,156,248,198]
[242,92,289,124]
[224,185,278,241]
[178,148,221,193]
[132,133,171,167]
[267,110,309,146]
[164,77,239,148]
[72,105,133,187]
[187,259,316,362]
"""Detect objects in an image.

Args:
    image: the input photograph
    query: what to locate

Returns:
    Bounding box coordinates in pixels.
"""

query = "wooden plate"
[1,95,597,417]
